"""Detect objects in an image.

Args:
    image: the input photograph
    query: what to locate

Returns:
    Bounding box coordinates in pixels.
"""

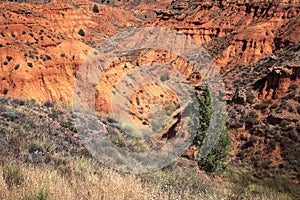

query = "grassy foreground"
[0,158,292,200]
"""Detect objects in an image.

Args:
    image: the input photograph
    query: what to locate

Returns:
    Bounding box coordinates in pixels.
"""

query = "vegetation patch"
[194,86,231,174]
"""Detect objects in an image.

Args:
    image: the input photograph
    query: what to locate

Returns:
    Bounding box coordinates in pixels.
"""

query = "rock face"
[261,64,299,99]
[151,0,300,68]
[225,43,300,181]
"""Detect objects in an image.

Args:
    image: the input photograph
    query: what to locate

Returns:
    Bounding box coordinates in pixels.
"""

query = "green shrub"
[254,102,269,111]
[27,63,33,68]
[20,188,51,200]
[6,56,12,61]
[93,4,100,13]
[283,92,296,100]
[14,64,20,70]
[3,88,8,95]
[160,74,169,82]
[288,84,298,91]
[2,164,24,188]
[297,106,300,115]
[78,29,85,37]
[246,92,255,104]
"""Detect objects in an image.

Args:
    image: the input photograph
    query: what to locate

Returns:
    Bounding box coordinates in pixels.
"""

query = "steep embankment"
[224,42,300,183]
[151,0,300,68]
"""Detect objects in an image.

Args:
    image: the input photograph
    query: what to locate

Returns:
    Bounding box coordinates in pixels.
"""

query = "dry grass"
[0,158,292,200]
[0,159,153,200]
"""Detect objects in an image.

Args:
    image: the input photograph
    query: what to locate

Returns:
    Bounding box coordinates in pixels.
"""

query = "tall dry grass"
[0,158,292,200]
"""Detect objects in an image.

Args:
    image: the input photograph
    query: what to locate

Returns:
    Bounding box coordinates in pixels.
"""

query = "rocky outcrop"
[150,0,300,68]
[225,43,300,182]
[260,65,298,99]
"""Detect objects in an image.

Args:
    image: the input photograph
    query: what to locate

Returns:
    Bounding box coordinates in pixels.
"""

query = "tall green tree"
[195,86,231,174]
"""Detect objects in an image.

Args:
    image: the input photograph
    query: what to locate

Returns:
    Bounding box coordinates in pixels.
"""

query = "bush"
[270,103,278,109]
[248,111,258,118]
[43,100,54,107]
[6,56,12,62]
[20,188,51,200]
[254,102,269,111]
[14,64,20,70]
[246,92,255,104]
[27,63,33,68]
[283,92,296,100]
[2,164,25,188]
[160,74,169,82]
[78,29,85,37]
[288,84,298,91]
[93,4,100,13]
[297,106,300,115]
[3,88,8,95]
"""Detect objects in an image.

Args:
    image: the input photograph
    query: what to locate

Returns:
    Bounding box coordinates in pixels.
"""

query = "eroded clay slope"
[0,0,139,103]
[151,0,300,68]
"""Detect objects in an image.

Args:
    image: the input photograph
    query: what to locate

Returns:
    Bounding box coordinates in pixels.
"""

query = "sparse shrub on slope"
[3,88,8,95]
[78,29,85,37]
[2,164,24,189]
[93,4,100,13]
[20,188,51,200]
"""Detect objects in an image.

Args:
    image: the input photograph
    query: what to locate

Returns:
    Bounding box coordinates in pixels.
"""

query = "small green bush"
[78,29,85,37]
[288,84,298,91]
[2,164,24,188]
[297,106,300,115]
[3,88,8,95]
[254,103,269,111]
[246,92,255,104]
[14,64,20,70]
[6,56,12,61]
[160,74,169,82]
[27,63,33,68]
[20,188,51,200]
[93,4,100,13]
[296,126,300,133]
